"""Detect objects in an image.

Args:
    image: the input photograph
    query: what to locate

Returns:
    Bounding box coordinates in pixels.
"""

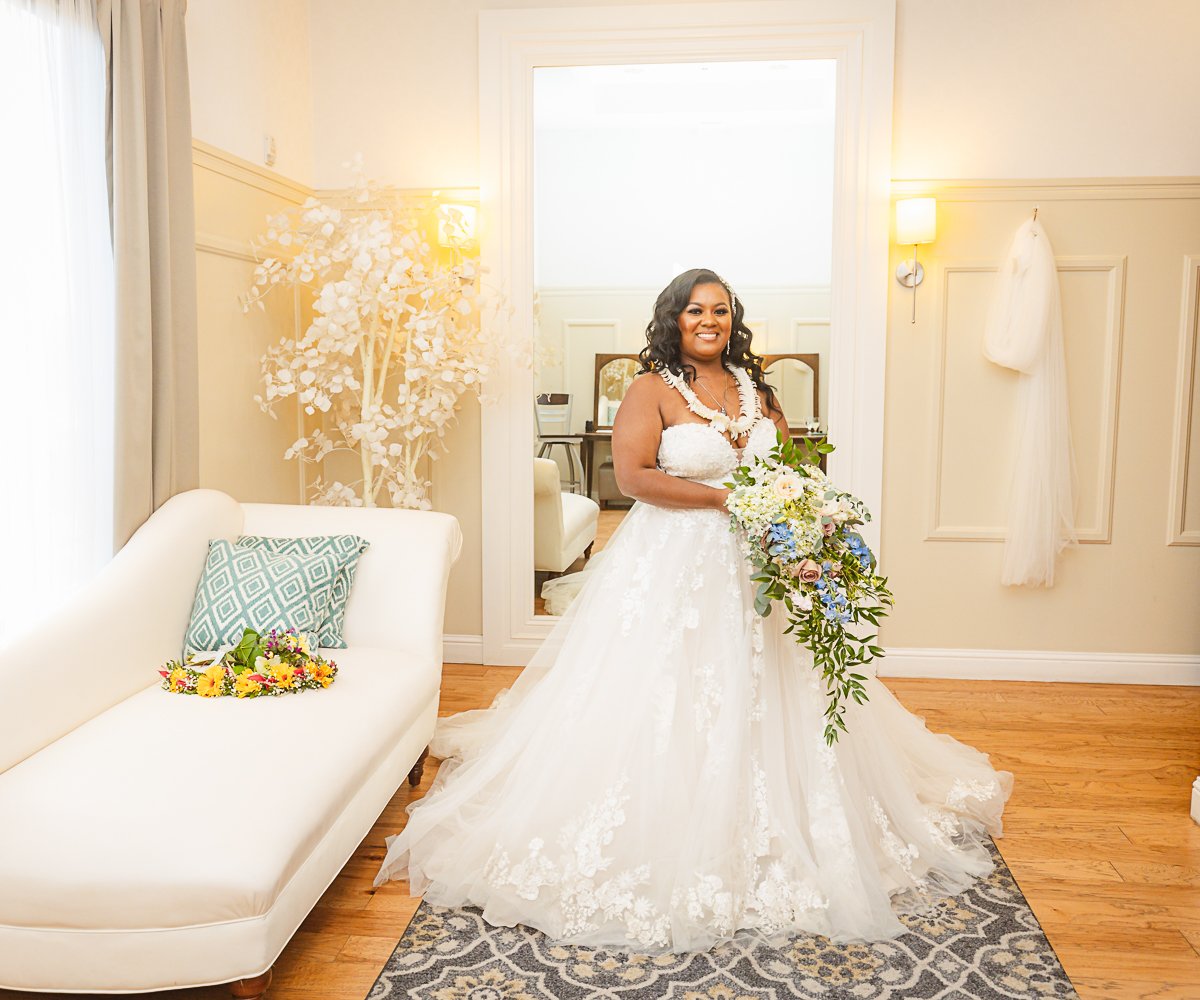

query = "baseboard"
[445,634,1200,683]
[879,646,1200,685]
[443,633,484,665]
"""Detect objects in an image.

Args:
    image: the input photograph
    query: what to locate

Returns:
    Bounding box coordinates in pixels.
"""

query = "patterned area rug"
[367,840,1076,999]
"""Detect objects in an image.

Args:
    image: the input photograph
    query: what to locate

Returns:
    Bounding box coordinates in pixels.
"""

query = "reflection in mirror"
[763,354,820,430]
[530,59,836,615]
[594,355,639,429]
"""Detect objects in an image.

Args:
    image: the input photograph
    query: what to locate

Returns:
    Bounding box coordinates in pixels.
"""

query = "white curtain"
[983,217,1077,587]
[0,0,115,641]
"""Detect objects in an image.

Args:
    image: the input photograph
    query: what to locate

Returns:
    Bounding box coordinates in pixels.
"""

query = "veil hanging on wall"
[982,216,1078,587]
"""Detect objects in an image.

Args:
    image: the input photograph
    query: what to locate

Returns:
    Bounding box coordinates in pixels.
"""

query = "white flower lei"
[659,363,761,437]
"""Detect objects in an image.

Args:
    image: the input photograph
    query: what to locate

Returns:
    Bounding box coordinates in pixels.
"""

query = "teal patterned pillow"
[183,540,340,657]
[234,534,369,648]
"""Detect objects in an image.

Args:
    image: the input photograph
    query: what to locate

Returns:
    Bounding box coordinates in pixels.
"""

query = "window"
[0,0,115,641]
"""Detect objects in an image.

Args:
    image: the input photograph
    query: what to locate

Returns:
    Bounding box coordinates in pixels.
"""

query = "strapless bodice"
[656,417,777,484]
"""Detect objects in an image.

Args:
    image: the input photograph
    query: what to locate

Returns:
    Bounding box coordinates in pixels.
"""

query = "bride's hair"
[637,267,780,415]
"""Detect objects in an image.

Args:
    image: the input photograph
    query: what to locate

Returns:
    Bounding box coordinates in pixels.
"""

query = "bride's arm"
[611,375,730,511]
[762,389,791,440]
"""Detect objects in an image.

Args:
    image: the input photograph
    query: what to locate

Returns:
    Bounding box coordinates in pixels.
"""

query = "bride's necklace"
[659,363,760,438]
[693,375,736,416]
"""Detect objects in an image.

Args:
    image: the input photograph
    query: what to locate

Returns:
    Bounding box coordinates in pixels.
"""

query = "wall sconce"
[895,197,936,324]
[435,202,478,249]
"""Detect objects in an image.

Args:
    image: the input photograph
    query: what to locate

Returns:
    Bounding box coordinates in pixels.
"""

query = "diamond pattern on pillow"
[183,540,340,657]
[235,534,369,648]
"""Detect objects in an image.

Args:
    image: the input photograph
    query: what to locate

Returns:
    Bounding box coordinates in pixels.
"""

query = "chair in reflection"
[533,456,599,575]
[534,392,582,494]
[590,355,639,508]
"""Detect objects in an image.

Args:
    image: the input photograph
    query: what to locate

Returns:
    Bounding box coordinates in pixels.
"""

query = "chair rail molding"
[478,0,897,664]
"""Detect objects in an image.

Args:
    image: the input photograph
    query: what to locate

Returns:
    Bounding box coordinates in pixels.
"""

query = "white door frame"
[479,0,897,665]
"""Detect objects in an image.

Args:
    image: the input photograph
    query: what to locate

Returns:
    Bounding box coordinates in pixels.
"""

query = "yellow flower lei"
[159,628,338,699]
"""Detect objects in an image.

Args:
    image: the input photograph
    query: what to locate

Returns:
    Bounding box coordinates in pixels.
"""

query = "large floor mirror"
[479,1,895,665]
[530,60,836,616]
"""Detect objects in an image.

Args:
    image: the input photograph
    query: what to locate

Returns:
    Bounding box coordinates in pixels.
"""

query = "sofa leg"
[584,542,594,560]
[408,746,430,787]
[230,968,272,999]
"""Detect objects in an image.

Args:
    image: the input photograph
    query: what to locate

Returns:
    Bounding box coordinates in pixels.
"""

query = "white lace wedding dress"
[375,372,1014,955]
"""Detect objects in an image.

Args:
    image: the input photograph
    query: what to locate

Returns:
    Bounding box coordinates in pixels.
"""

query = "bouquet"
[725,434,894,744]
[158,628,338,699]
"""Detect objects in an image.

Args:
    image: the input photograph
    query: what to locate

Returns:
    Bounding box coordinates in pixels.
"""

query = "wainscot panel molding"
[881,175,1199,655]
[879,647,1200,686]
[1167,254,1200,545]
[925,256,1126,545]
[193,141,312,506]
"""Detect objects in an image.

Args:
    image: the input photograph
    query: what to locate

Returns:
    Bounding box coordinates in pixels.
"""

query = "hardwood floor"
[4,671,1197,1000]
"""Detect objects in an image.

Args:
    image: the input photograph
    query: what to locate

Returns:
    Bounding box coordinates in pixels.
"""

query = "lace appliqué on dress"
[692,661,722,739]
[946,777,1002,811]
[482,772,671,948]
[922,804,965,852]
[868,796,922,883]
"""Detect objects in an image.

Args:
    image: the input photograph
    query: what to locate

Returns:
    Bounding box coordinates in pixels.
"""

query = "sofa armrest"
[0,490,243,774]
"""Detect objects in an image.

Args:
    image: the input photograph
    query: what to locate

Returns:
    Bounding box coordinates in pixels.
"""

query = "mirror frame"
[762,352,821,428]
[479,0,898,665]
[593,353,641,431]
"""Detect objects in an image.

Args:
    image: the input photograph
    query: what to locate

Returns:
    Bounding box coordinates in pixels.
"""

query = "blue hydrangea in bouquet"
[724,433,894,744]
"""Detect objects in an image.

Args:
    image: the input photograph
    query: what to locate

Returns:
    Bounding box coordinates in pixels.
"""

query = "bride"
[374,268,1014,955]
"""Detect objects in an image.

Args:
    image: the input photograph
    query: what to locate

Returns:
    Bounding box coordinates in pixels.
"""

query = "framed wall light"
[435,202,478,249]
[895,197,936,324]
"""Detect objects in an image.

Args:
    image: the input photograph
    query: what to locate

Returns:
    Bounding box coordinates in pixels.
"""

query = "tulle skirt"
[375,499,1014,954]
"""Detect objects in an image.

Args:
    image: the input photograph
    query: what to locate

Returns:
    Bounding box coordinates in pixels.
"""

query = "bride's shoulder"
[623,370,670,402]
[614,371,679,429]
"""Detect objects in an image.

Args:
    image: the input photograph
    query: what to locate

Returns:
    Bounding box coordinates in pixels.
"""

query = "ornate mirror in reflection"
[594,354,639,429]
[763,353,820,431]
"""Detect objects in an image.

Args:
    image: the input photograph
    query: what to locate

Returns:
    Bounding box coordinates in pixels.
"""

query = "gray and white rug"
[367,840,1076,999]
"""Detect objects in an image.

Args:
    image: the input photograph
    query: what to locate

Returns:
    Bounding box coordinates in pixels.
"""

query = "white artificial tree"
[243,166,502,509]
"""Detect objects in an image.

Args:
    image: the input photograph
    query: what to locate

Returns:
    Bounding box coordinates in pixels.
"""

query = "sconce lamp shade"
[896,197,936,245]
[436,203,478,248]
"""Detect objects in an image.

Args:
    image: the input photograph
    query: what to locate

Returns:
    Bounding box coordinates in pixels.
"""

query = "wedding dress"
[375,368,1014,955]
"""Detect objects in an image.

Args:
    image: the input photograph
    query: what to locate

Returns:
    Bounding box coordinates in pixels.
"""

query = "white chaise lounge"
[0,489,461,996]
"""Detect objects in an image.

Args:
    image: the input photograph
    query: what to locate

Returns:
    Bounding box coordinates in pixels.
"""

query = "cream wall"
[307,0,1200,188]
[187,0,1200,658]
[187,0,314,186]
[883,179,1200,655]
[192,141,311,506]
